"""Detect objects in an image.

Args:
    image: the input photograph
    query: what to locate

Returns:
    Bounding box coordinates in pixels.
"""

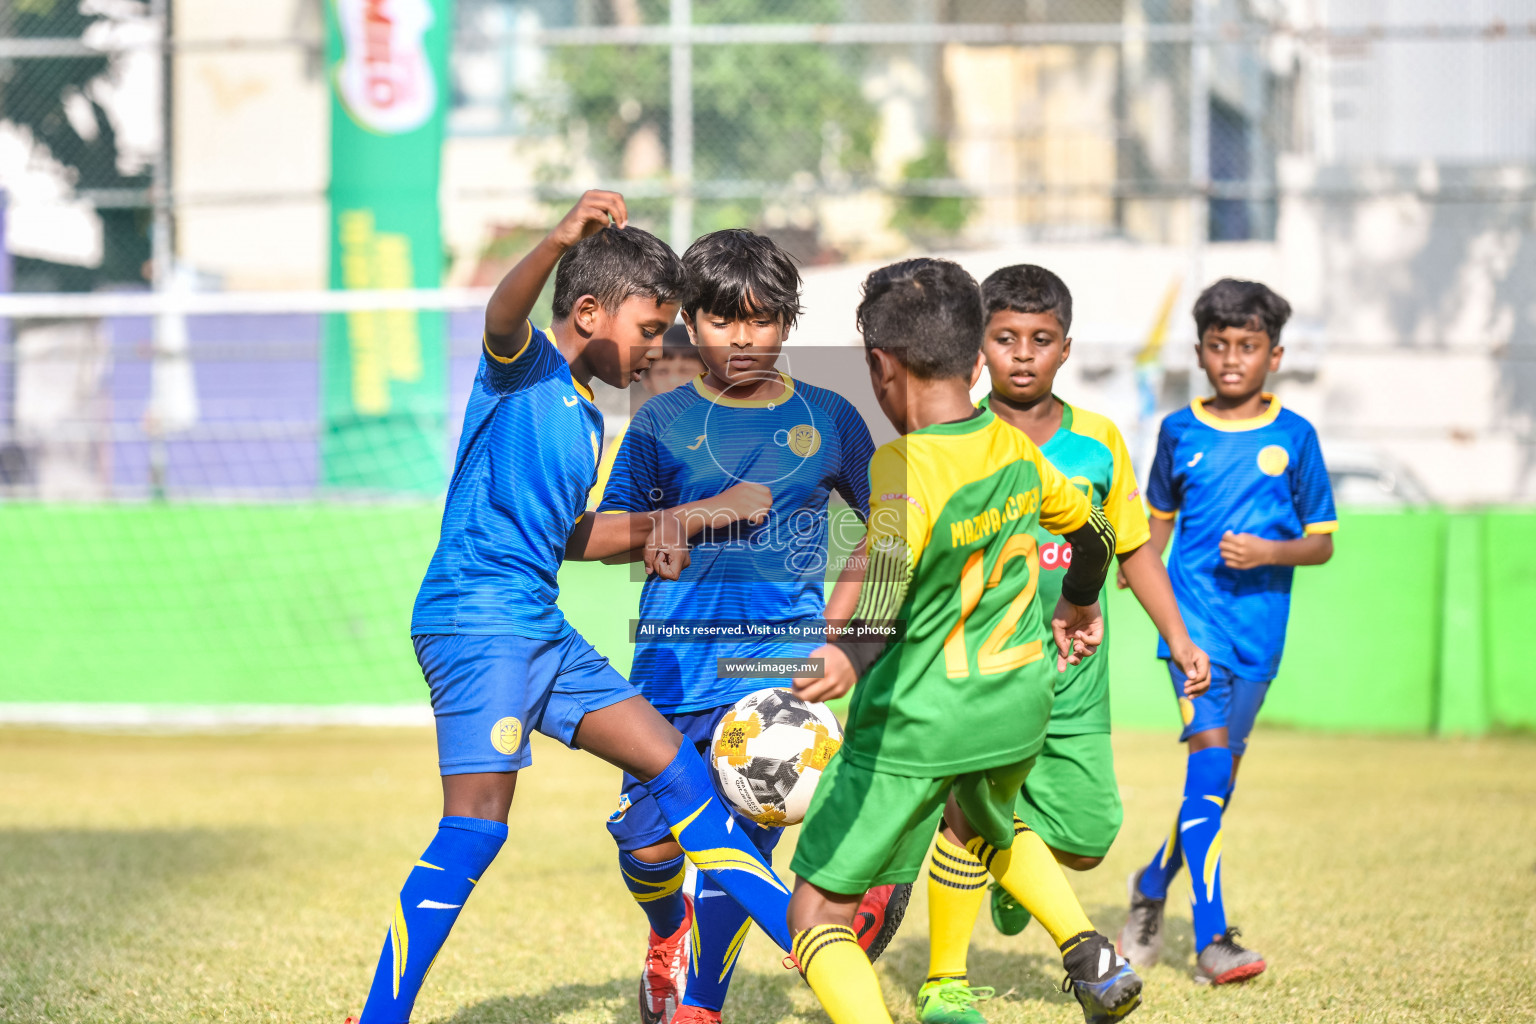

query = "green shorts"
[1015,731,1122,859]
[790,754,1035,895]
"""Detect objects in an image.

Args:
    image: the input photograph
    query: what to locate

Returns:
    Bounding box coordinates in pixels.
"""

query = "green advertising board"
[322,0,450,493]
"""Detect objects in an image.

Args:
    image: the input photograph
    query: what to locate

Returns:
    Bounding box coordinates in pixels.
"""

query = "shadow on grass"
[873,896,1201,1014]
[1084,897,1198,970]
[0,828,263,996]
[436,980,629,1024]
[438,972,800,1024]
[879,932,1073,1011]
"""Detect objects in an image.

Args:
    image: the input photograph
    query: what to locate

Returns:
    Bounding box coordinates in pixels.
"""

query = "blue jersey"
[1146,395,1337,681]
[412,325,603,638]
[598,373,876,712]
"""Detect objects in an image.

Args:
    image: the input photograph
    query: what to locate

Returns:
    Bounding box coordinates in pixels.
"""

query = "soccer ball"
[710,688,843,827]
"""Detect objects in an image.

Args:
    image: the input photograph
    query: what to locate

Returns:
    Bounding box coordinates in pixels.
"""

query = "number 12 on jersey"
[942,534,1043,679]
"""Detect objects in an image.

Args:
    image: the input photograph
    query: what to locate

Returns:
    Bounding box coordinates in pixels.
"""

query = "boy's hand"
[1050,597,1105,671]
[548,190,628,250]
[1170,642,1211,696]
[1115,568,1131,589]
[644,509,691,581]
[1219,531,1273,569]
[485,189,627,343]
[793,644,855,703]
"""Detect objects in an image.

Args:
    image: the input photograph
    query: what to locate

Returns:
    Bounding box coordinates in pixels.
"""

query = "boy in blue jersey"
[595,229,897,1024]
[1118,278,1336,985]
[347,193,804,1024]
[916,264,1210,1024]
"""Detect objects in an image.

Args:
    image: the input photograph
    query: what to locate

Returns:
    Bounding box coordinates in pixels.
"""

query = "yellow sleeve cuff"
[1148,505,1178,521]
[485,320,533,365]
[1304,520,1339,535]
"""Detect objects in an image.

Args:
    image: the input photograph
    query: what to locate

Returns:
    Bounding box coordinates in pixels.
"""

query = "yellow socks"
[926,832,988,981]
[966,818,1092,947]
[793,925,893,1024]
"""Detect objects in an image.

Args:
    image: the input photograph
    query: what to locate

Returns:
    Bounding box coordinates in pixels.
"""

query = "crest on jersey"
[1257,444,1289,476]
[787,424,821,458]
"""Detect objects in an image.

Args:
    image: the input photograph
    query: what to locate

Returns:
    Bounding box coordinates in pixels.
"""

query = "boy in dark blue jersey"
[1118,279,1336,986]
[594,229,896,1024]
[348,194,802,1024]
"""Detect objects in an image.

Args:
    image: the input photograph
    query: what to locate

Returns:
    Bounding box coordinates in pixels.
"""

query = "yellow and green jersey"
[978,395,1151,735]
[839,408,1109,777]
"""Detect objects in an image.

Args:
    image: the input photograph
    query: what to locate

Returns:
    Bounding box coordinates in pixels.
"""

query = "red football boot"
[671,1005,722,1024]
[639,895,695,1024]
[852,882,912,962]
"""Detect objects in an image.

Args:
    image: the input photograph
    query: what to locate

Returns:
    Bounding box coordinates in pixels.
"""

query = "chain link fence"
[0,0,1534,502]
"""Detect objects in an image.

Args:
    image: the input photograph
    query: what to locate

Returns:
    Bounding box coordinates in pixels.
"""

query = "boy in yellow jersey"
[917,265,1210,1024]
[787,259,1141,1024]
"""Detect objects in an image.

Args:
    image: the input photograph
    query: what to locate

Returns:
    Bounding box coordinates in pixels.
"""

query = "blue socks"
[619,849,688,937]
[359,816,508,1024]
[1136,816,1185,900]
[684,824,781,1010]
[1139,747,1232,951]
[644,741,793,953]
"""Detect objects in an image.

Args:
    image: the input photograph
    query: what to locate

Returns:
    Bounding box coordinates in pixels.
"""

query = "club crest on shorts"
[490,716,523,755]
[607,792,632,823]
[787,424,821,458]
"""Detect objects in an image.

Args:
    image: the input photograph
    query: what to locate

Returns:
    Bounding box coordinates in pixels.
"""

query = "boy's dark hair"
[680,229,803,328]
[552,226,686,320]
[857,258,984,380]
[1193,278,1292,345]
[981,264,1073,335]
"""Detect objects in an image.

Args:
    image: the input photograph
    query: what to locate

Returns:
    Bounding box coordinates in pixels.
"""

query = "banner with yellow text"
[322,0,449,492]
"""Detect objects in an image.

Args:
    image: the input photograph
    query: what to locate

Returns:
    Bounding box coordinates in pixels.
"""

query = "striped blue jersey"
[411,325,604,638]
[598,373,876,712]
[1146,395,1337,681]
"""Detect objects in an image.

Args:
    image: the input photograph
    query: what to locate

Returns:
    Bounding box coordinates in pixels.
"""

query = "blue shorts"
[1171,661,1271,756]
[414,630,639,775]
[606,703,782,856]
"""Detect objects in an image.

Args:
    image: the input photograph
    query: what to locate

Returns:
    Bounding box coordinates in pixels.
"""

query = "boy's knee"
[787,880,859,935]
[627,840,684,864]
[1052,850,1103,872]
[440,771,517,822]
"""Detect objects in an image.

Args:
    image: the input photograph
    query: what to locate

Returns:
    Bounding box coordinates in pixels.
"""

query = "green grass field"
[1,726,1533,1024]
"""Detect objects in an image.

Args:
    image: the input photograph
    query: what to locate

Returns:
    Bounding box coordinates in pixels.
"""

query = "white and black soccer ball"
[709,688,843,827]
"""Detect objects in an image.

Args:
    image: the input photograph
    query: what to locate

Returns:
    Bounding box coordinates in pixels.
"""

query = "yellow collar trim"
[572,377,594,402]
[1191,393,1281,432]
[691,371,794,408]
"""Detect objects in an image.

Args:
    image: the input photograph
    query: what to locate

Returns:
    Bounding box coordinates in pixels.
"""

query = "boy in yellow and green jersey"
[916,265,1210,1024]
[786,258,1142,1024]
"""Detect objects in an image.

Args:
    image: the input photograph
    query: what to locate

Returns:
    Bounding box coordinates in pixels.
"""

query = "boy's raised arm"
[485,190,628,356]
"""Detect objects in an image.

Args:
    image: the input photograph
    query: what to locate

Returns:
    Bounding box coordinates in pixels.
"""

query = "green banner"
[322,0,450,493]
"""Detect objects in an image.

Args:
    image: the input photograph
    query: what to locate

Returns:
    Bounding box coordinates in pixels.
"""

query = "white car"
[1320,441,1433,506]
